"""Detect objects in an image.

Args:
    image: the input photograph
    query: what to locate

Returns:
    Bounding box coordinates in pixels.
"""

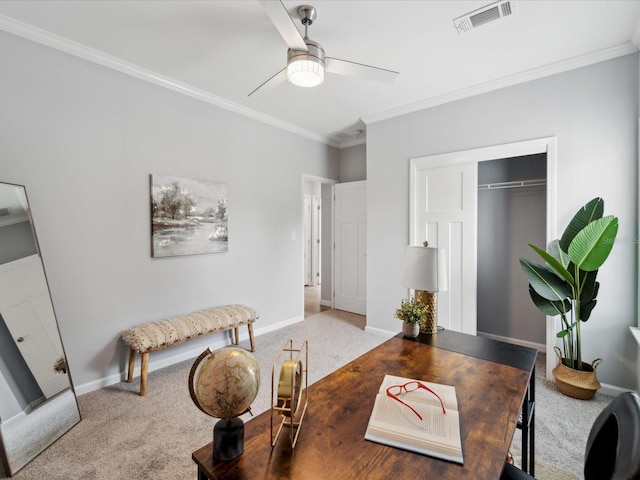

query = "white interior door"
[0,255,69,399]
[334,181,366,315]
[303,195,312,286]
[411,163,477,334]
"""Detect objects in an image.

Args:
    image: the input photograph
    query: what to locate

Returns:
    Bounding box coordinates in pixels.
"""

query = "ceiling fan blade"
[325,57,399,84]
[259,0,308,51]
[248,67,288,97]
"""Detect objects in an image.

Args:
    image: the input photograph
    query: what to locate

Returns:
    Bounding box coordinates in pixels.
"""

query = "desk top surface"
[193,331,536,480]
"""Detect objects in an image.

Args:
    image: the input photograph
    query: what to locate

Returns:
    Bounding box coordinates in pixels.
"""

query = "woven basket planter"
[552,346,602,400]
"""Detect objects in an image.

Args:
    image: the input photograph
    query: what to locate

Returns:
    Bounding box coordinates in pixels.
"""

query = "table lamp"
[403,242,448,334]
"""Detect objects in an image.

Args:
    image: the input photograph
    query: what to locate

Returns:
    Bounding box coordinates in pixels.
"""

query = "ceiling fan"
[249,1,399,97]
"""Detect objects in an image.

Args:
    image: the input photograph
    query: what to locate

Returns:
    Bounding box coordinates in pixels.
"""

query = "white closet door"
[411,163,477,334]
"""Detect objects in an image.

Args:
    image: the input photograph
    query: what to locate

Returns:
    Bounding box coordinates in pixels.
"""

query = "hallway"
[304,285,330,317]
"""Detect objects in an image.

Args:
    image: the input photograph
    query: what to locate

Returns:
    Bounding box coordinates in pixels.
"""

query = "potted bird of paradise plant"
[519,197,618,399]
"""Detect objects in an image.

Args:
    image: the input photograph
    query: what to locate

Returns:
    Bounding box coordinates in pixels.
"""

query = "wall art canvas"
[150,174,228,257]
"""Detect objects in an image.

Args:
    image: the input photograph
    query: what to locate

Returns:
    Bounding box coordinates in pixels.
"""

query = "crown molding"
[337,136,366,149]
[0,15,340,148]
[362,42,638,126]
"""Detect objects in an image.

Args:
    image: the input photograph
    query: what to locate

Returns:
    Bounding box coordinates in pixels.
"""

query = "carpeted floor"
[1,309,610,479]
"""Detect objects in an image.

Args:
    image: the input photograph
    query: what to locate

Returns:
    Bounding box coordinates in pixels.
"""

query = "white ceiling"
[1,1,639,148]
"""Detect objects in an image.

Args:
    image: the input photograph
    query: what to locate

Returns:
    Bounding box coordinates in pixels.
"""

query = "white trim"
[411,137,552,169]
[0,14,339,148]
[301,174,338,186]
[477,331,546,353]
[74,314,304,396]
[363,43,637,126]
[337,136,367,149]
[599,382,636,398]
[364,326,396,338]
[545,140,559,381]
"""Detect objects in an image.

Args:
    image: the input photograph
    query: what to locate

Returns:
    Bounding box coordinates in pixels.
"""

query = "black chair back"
[584,391,640,480]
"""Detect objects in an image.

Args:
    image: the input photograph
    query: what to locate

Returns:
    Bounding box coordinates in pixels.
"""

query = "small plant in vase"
[519,197,618,399]
[395,297,429,338]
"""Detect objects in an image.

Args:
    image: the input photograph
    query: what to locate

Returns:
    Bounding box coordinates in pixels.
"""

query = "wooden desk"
[193,330,536,479]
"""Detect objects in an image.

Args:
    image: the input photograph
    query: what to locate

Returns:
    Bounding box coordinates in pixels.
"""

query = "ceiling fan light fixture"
[287,56,324,87]
[287,40,325,88]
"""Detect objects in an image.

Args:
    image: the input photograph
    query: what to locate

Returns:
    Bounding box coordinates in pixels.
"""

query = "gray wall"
[477,155,546,345]
[338,144,366,182]
[0,31,339,392]
[367,54,639,390]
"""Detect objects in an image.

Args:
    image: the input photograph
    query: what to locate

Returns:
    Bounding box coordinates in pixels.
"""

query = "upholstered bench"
[121,304,257,396]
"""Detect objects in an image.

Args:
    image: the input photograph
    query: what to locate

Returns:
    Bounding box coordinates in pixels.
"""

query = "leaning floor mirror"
[0,182,81,476]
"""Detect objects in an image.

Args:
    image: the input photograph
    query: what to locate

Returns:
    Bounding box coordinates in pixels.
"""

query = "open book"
[364,374,463,464]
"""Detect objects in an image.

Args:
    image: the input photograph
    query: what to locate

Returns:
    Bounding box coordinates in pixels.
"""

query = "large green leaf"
[579,271,598,304]
[581,299,597,322]
[548,240,570,269]
[568,216,618,271]
[529,243,573,285]
[559,198,603,251]
[520,259,570,301]
[528,285,571,316]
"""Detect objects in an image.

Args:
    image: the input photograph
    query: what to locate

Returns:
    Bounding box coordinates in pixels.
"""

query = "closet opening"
[477,153,547,351]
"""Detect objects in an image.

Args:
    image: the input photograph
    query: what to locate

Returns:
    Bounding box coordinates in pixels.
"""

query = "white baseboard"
[477,331,546,353]
[599,382,635,397]
[74,314,305,396]
[364,325,396,338]
[319,299,333,307]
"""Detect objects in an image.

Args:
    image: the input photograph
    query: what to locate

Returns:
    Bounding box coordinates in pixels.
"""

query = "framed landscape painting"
[150,174,228,257]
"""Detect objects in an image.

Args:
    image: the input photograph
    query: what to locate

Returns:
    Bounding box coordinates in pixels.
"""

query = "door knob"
[16,335,30,343]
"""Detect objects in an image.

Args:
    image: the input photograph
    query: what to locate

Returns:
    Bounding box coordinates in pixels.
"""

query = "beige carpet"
[511,451,578,480]
[0,309,593,479]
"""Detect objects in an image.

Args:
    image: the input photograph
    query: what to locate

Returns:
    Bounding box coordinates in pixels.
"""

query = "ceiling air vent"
[0,208,9,217]
[453,0,515,34]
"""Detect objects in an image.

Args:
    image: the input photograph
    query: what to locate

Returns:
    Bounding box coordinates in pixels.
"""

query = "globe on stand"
[189,346,260,461]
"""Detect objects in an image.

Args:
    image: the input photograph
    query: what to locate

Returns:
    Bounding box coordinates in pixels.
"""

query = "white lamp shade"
[403,246,448,292]
[287,57,324,87]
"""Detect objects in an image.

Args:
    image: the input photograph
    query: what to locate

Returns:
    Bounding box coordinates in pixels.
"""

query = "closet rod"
[478,179,546,190]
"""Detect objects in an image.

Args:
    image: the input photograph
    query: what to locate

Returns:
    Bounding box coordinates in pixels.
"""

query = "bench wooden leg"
[248,323,255,352]
[140,352,149,396]
[127,348,136,383]
[233,327,240,346]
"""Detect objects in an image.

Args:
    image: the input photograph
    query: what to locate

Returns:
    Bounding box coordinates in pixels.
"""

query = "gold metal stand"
[415,290,438,334]
[271,339,308,449]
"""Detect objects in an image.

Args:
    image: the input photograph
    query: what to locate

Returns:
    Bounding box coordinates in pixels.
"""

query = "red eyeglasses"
[386,381,446,420]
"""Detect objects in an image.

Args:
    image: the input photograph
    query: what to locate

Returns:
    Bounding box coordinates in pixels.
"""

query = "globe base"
[213,417,244,461]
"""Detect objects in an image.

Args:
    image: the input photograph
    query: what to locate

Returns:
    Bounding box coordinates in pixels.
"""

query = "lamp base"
[415,290,438,334]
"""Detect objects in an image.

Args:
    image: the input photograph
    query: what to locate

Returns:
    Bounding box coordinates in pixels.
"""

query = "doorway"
[302,176,335,318]
[477,154,547,350]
